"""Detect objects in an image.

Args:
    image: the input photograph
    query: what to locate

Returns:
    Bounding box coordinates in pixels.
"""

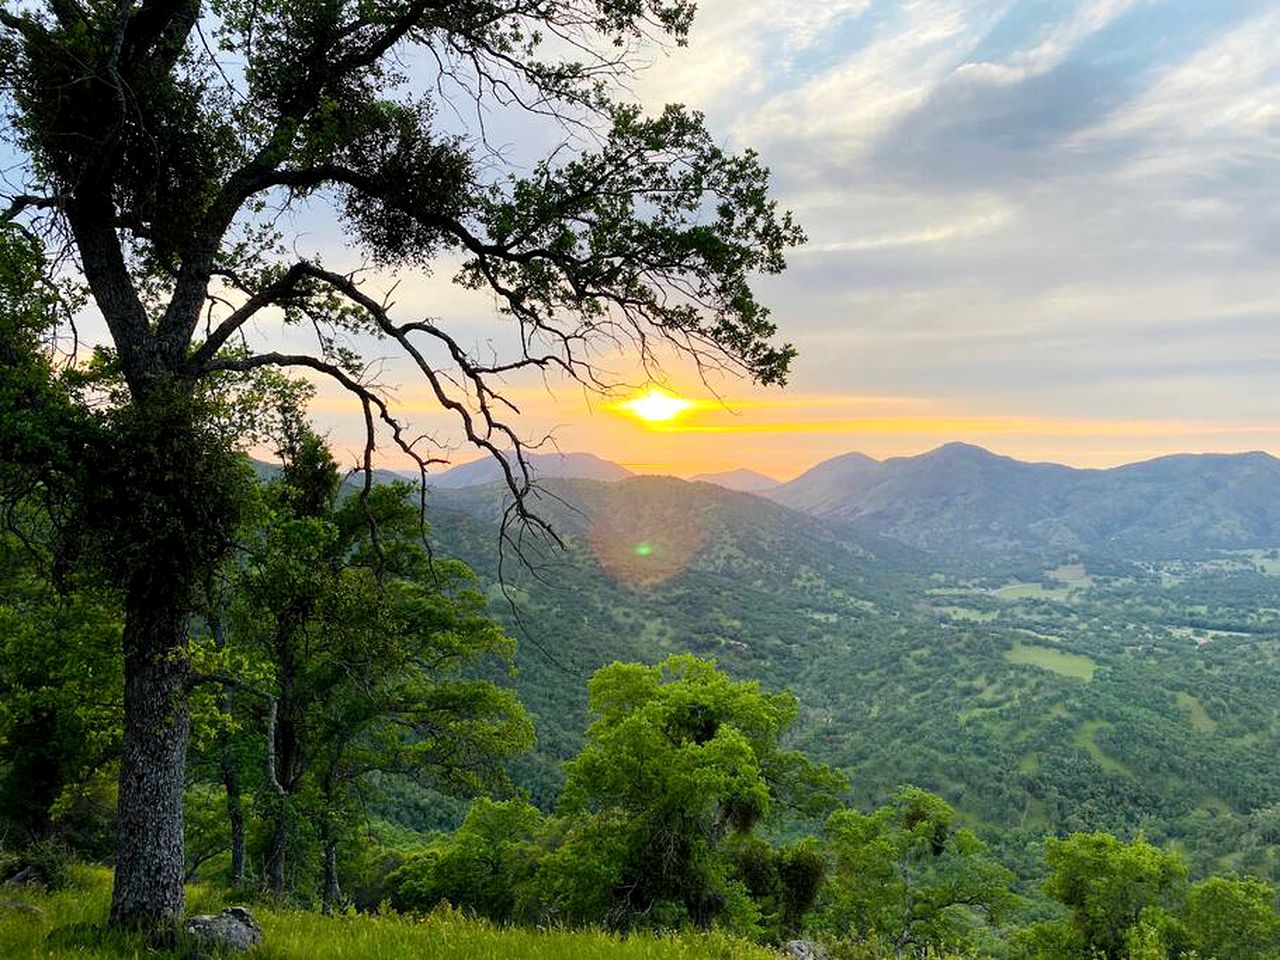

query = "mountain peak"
[689,468,781,493]
[427,451,632,488]
[923,441,1000,460]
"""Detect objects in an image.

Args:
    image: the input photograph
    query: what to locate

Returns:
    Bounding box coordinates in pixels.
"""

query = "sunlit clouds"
[287,2,1280,479]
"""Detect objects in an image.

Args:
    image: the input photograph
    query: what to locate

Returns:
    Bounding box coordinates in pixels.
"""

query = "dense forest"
[5,429,1280,958]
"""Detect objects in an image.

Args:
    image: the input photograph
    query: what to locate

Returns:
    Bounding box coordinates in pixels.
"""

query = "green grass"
[1045,563,1092,586]
[1002,641,1097,681]
[1073,721,1132,776]
[933,605,997,622]
[993,582,1069,601]
[1175,692,1217,733]
[0,869,779,960]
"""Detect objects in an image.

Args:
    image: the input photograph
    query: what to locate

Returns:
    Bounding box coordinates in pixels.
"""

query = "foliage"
[543,654,843,932]
[1182,876,1280,960]
[0,536,122,852]
[1040,832,1186,959]
[197,433,535,906]
[389,797,544,922]
[823,787,1016,954]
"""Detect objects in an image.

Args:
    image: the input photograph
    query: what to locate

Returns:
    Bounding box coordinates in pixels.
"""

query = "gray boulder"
[184,906,263,952]
[782,941,828,960]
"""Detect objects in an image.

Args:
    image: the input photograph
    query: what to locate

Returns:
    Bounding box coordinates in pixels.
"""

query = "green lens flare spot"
[634,542,653,557]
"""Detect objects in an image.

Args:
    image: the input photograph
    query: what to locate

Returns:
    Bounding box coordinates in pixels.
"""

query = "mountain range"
[767,442,1280,558]
[423,451,633,488]
[423,443,1280,560]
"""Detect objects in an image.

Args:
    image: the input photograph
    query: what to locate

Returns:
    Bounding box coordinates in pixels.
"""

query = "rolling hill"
[688,468,781,492]
[767,443,1280,559]
[425,451,632,488]
[412,473,1280,884]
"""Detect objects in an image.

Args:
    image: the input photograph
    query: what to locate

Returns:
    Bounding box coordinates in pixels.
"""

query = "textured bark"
[321,841,341,915]
[265,814,287,897]
[109,589,189,930]
[219,742,245,887]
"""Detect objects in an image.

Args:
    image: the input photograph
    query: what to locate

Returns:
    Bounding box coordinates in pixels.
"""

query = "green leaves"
[1041,832,1187,959]
[463,103,802,386]
[546,654,840,931]
[211,432,534,901]
[824,787,1017,953]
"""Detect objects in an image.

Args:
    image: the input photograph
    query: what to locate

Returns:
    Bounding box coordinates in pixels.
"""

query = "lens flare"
[619,388,695,424]
[589,489,706,587]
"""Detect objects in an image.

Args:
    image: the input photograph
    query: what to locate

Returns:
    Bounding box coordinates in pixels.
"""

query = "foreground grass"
[0,868,781,960]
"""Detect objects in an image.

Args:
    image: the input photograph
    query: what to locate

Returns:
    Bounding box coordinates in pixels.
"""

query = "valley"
[415,449,1280,889]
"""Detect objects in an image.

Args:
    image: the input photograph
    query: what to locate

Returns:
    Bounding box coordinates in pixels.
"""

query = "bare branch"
[1,193,62,223]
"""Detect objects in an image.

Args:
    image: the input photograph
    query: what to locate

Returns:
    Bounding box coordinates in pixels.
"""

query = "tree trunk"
[265,643,297,897]
[220,741,245,887]
[321,840,341,915]
[109,592,190,931]
[211,611,246,888]
[266,811,287,897]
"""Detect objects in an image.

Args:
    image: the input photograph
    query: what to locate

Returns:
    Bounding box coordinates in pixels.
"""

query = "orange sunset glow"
[307,376,1280,481]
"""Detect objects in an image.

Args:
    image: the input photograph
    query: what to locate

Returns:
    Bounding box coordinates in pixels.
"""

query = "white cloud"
[957,0,1148,85]
[1069,8,1280,180]
[635,1,873,110]
[732,1,1015,156]
[802,203,1016,252]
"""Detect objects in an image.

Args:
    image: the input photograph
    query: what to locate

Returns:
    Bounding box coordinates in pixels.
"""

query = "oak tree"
[0,0,801,931]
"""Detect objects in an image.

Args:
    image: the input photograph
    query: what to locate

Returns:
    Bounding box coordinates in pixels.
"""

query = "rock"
[5,864,48,888]
[0,898,45,918]
[782,941,828,960]
[184,906,263,952]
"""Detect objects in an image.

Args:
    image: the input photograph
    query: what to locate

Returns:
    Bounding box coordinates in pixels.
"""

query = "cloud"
[290,1,1280,476]
[635,1,874,110]
[1069,7,1280,183]
[958,0,1148,85]
[800,202,1016,252]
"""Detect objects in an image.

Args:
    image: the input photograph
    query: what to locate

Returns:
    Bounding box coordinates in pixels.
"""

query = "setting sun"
[619,388,695,424]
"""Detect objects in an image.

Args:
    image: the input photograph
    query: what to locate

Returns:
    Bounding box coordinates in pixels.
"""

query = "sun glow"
[619,388,696,424]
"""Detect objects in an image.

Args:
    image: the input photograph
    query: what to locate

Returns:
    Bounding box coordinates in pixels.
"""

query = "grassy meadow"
[0,869,779,960]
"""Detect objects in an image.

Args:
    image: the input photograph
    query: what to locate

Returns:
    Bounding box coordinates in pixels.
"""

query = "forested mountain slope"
[420,476,1280,883]
[768,443,1280,559]
[425,451,633,488]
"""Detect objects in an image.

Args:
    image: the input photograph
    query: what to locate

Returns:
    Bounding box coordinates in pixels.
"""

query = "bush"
[0,837,74,890]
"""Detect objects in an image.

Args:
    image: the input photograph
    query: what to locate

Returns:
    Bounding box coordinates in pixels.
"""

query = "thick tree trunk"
[109,592,190,931]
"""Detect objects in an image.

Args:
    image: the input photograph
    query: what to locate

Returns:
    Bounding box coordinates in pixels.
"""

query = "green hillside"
[768,444,1280,560]
[425,477,1280,880]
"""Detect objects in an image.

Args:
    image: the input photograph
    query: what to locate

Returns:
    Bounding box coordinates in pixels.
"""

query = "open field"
[1003,640,1097,680]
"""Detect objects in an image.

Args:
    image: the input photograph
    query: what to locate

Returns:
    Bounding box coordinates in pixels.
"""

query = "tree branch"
[1,194,62,223]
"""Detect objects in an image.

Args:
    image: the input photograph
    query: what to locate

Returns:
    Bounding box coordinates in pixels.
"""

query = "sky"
[319,0,1280,481]
[14,1,1280,481]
